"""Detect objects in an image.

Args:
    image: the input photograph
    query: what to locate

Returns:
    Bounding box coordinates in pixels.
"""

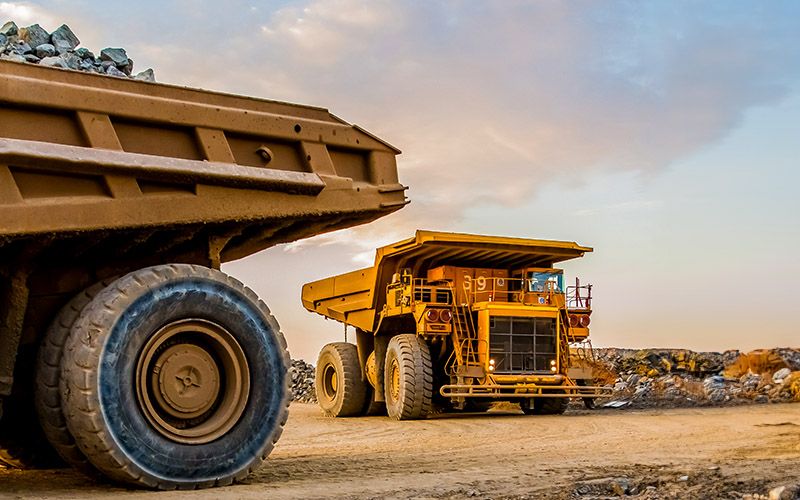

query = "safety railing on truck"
[461,277,565,306]
[409,275,587,311]
[566,278,592,310]
[411,276,573,307]
[411,278,454,305]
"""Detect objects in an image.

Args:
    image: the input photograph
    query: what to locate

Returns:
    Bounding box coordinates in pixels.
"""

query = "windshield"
[527,272,563,293]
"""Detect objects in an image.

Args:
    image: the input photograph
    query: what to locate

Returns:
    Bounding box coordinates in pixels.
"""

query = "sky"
[3,1,799,361]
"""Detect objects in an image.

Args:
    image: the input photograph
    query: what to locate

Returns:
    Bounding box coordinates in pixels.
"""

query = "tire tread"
[385,334,433,420]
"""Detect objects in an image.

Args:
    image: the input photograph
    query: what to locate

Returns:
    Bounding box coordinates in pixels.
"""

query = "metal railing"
[566,278,592,310]
[408,275,584,308]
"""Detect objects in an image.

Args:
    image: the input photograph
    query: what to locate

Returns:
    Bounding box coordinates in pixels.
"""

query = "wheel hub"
[389,358,400,402]
[322,364,338,401]
[153,344,220,419]
[136,319,249,444]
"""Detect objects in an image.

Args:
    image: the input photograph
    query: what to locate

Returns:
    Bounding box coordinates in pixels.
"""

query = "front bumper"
[440,382,613,399]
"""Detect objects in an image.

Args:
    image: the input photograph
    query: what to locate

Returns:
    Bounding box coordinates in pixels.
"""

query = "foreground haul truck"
[302,231,612,420]
[0,59,406,488]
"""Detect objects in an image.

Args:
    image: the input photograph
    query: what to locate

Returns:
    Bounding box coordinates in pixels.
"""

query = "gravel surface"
[2,402,799,499]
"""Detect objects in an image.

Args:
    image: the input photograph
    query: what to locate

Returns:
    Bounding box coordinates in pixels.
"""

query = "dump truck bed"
[301,230,592,331]
[0,59,406,264]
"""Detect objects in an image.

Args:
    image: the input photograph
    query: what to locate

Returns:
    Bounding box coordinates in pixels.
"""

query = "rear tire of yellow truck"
[464,400,493,413]
[316,343,367,417]
[60,264,290,489]
[360,387,387,416]
[35,280,113,480]
[521,397,569,415]
[384,334,433,420]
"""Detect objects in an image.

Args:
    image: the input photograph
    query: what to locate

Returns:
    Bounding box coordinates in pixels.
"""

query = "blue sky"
[3,1,798,360]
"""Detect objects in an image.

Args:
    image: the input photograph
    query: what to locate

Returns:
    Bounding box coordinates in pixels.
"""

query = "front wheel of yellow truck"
[59,264,290,489]
[384,334,433,420]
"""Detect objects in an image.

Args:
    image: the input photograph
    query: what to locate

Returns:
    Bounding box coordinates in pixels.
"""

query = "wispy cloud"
[0,1,58,29]
[4,1,799,248]
[573,199,662,217]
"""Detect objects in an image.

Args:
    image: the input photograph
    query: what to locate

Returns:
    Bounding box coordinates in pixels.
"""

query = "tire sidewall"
[316,346,345,414]
[384,338,403,419]
[93,272,287,483]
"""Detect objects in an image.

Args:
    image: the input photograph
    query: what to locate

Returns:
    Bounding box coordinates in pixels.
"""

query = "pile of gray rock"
[587,347,800,409]
[289,359,317,403]
[0,21,154,81]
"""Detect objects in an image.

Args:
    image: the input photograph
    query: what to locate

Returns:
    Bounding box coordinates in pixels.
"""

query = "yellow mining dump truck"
[302,231,612,420]
[0,59,405,487]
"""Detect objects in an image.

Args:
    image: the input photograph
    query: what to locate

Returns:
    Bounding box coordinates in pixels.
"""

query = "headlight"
[580,315,591,327]
[425,309,440,322]
[569,314,579,327]
[439,309,452,323]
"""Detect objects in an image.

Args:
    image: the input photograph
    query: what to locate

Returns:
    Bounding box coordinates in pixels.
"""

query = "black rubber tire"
[576,379,596,409]
[60,264,290,489]
[522,397,569,415]
[315,343,366,417]
[0,394,63,469]
[464,400,493,413]
[35,280,112,479]
[384,334,433,420]
[360,386,386,416]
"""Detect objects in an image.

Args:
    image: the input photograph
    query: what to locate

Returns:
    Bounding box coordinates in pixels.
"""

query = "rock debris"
[1,20,155,81]
[289,359,317,404]
[577,347,800,409]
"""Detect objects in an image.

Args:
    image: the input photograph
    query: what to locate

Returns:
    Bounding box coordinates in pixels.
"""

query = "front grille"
[488,316,556,373]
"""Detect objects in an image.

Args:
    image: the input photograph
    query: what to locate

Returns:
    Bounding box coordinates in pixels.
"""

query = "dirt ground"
[1,402,799,500]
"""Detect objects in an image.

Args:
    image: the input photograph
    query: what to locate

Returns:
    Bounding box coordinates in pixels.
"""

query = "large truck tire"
[522,397,569,415]
[316,343,367,417]
[0,394,63,469]
[35,281,112,479]
[360,387,386,416]
[384,334,433,420]
[464,400,493,413]
[576,379,597,409]
[60,264,290,489]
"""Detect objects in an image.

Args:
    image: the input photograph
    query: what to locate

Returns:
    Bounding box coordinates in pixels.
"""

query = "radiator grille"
[489,316,556,373]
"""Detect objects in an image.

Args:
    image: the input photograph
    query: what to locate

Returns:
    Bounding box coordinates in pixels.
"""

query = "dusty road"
[1,402,799,499]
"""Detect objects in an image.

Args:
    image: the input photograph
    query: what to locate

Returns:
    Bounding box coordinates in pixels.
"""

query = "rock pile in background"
[580,347,800,408]
[290,359,317,403]
[0,21,154,81]
[288,347,800,408]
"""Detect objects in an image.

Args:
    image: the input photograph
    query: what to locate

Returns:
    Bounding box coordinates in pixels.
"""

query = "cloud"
[241,1,800,218]
[4,1,799,249]
[190,0,800,254]
[0,1,58,29]
[260,0,401,67]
